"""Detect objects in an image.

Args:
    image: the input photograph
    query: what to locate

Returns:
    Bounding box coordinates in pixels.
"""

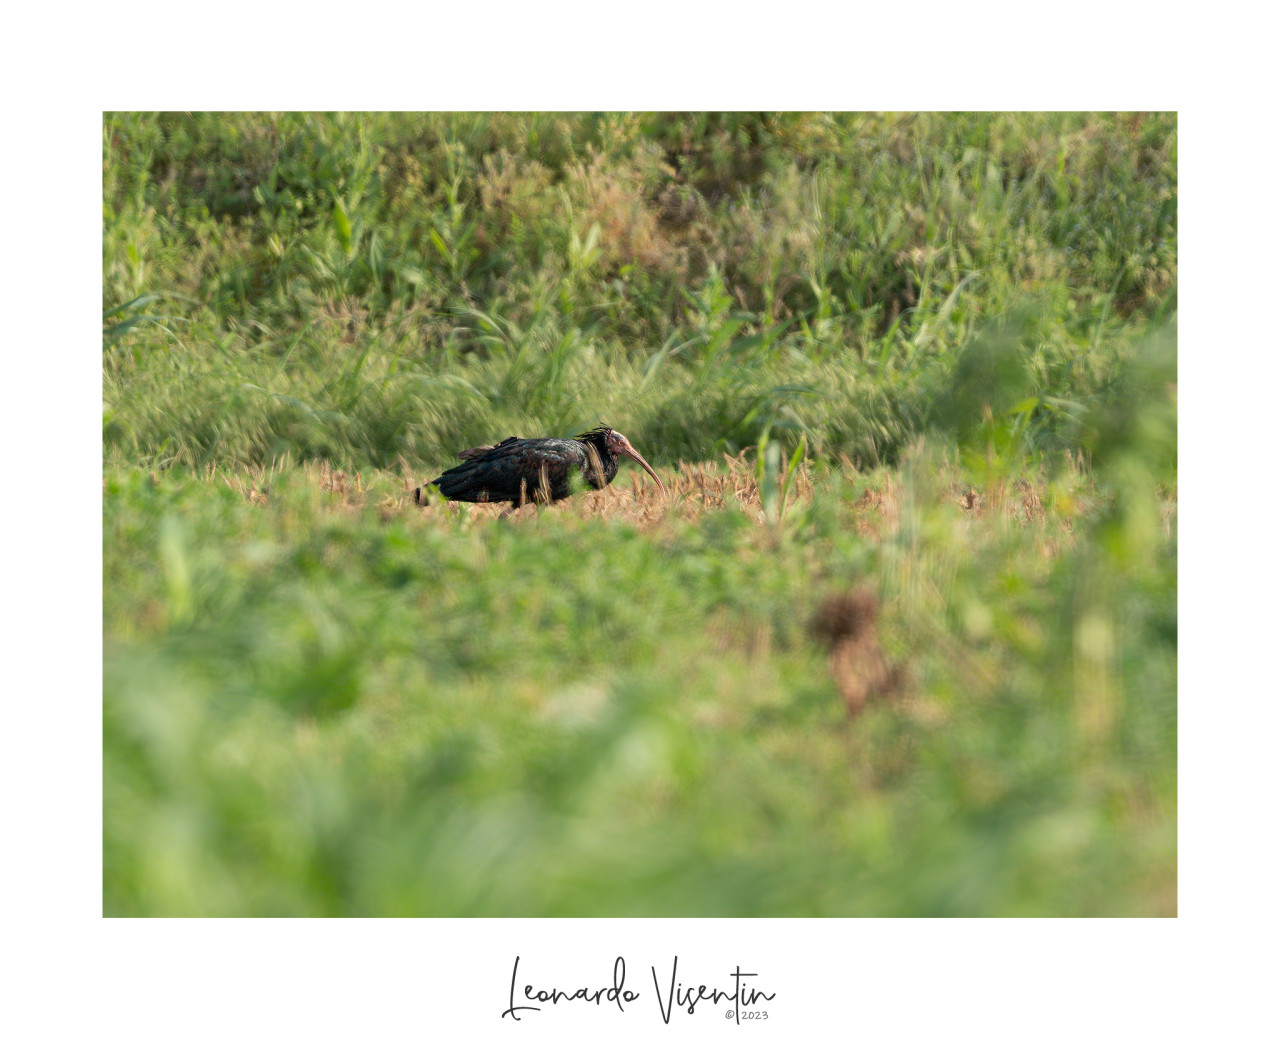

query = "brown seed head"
[810,589,880,647]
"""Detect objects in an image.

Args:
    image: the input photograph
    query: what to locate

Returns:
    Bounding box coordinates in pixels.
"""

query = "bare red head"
[606,430,664,496]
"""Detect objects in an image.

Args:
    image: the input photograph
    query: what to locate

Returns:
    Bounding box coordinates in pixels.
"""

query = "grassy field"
[103,112,1176,916]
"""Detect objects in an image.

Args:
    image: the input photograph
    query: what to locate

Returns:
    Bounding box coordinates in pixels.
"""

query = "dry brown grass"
[385,456,815,532]
[202,455,1158,556]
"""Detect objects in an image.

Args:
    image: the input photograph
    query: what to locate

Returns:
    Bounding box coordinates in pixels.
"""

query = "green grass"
[103,112,1176,916]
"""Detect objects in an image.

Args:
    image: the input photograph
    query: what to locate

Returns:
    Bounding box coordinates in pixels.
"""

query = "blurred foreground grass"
[104,392,1175,915]
[103,112,1175,915]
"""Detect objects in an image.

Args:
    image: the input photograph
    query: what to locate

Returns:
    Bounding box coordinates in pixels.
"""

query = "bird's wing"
[456,436,520,460]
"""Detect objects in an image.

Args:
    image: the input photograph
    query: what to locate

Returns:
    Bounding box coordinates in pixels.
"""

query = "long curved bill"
[618,435,665,497]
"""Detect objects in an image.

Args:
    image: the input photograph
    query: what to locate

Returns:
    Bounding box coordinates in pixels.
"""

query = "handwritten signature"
[502,956,776,1024]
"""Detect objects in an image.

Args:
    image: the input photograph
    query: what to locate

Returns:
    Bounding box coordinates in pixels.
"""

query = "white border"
[11,3,1278,1055]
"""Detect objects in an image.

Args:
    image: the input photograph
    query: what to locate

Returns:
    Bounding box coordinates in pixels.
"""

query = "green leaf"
[332,197,353,256]
[779,434,807,523]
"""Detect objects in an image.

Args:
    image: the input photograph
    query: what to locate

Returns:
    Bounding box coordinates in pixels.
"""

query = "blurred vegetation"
[103,112,1176,915]
[103,111,1175,470]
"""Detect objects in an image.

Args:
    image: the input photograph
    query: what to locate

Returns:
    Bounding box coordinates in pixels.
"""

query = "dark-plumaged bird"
[414,425,663,508]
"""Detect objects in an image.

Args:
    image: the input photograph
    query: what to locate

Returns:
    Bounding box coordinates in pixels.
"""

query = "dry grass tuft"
[810,589,906,717]
[853,481,898,537]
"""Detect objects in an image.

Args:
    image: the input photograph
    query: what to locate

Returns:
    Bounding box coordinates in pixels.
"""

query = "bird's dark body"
[417,428,624,507]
